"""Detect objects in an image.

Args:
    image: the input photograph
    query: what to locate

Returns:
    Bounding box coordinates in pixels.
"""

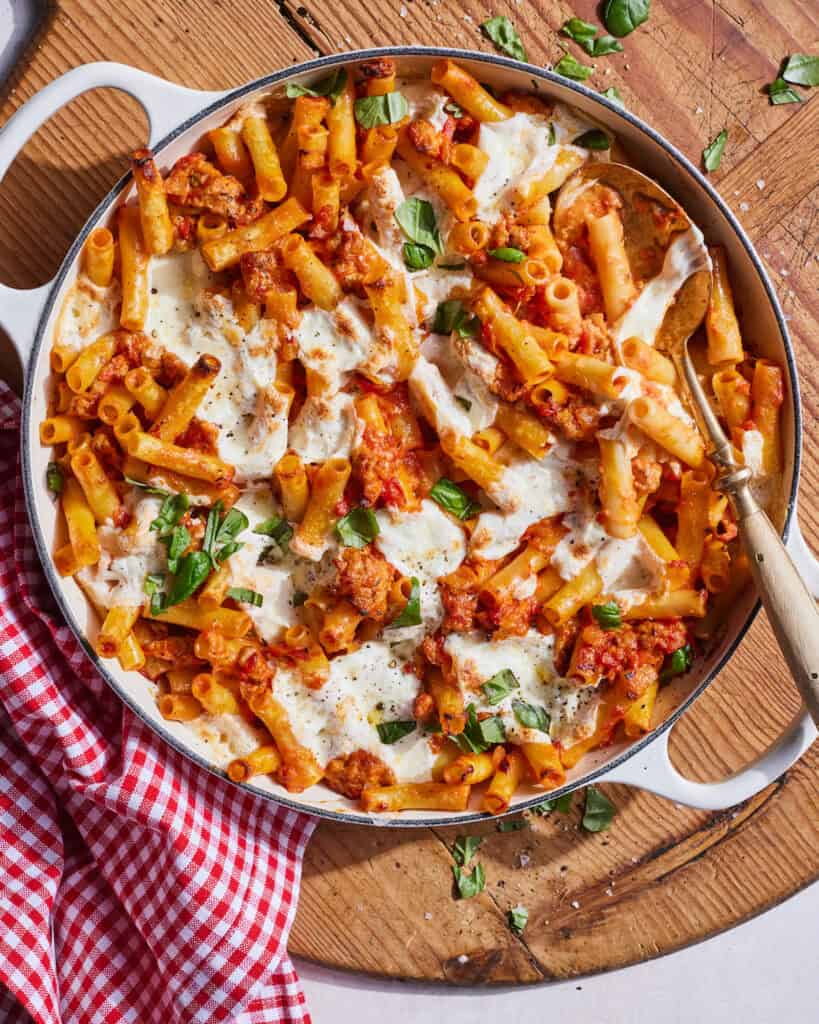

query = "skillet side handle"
[598,518,818,810]
[0,61,225,371]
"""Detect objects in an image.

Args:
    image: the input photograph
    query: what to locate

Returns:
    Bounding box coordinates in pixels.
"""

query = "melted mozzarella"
[742,428,775,505]
[409,356,474,437]
[295,299,379,391]
[474,114,565,221]
[612,226,712,347]
[375,499,467,579]
[274,644,438,779]
[289,393,357,464]
[471,446,571,559]
[552,504,609,580]
[419,335,498,433]
[147,251,287,482]
[54,276,120,356]
[596,534,665,610]
[413,267,474,321]
[365,165,407,266]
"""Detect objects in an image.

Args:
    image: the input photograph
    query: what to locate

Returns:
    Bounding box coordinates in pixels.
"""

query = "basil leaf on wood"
[581,785,616,832]
[354,92,409,128]
[452,834,482,866]
[336,507,380,548]
[481,15,527,62]
[703,128,728,172]
[508,904,529,934]
[497,818,527,832]
[388,576,422,628]
[782,54,819,88]
[561,19,622,56]
[768,78,802,105]
[600,86,625,106]
[429,478,481,520]
[376,720,416,744]
[453,862,486,899]
[553,53,595,81]
[603,0,651,38]
[531,791,573,815]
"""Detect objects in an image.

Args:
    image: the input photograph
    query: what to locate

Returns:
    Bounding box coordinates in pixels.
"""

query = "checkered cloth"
[0,381,316,1024]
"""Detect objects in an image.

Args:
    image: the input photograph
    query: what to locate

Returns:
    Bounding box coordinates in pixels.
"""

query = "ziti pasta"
[40,59,782,814]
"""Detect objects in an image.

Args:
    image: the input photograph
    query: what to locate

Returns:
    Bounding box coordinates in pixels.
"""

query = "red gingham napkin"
[0,380,317,1024]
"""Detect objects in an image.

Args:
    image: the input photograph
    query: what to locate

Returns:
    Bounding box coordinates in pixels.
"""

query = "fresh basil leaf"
[253,515,293,556]
[388,576,422,628]
[560,17,597,47]
[433,299,467,334]
[217,507,249,545]
[376,720,416,744]
[336,507,380,548]
[439,261,466,270]
[150,591,166,616]
[354,92,409,128]
[292,589,308,606]
[531,791,573,815]
[457,314,480,338]
[581,785,616,832]
[46,462,63,495]
[659,643,693,683]
[227,586,263,607]
[592,601,622,630]
[201,499,223,564]
[394,197,443,254]
[508,904,529,934]
[482,668,520,705]
[703,128,728,172]
[124,475,169,497]
[488,246,525,263]
[166,525,191,574]
[285,68,348,104]
[548,122,557,145]
[603,0,650,38]
[455,395,472,412]
[452,834,483,866]
[478,714,506,745]
[600,85,625,106]
[165,550,212,607]
[481,15,527,62]
[768,77,803,105]
[429,478,481,520]
[150,492,189,536]
[143,572,164,596]
[512,700,550,732]
[452,704,504,753]
[573,128,610,150]
[588,34,623,56]
[444,100,464,118]
[497,818,527,832]
[216,540,243,563]
[403,242,435,270]
[553,53,595,81]
[453,862,486,899]
[561,19,623,56]
[782,53,819,88]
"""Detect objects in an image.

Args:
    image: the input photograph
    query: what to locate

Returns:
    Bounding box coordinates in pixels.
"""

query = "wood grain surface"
[1,0,818,985]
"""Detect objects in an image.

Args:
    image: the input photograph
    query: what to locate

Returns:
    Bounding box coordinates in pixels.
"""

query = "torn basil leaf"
[659,643,693,683]
[395,197,443,255]
[124,475,169,497]
[376,720,416,744]
[403,242,435,270]
[574,128,610,150]
[453,862,485,899]
[388,576,421,628]
[452,834,482,866]
[354,91,409,128]
[508,904,529,934]
[703,128,728,172]
[603,0,650,38]
[481,15,527,62]
[227,586,263,607]
[482,668,520,705]
[488,246,525,262]
[164,550,212,608]
[253,515,293,558]
[553,53,595,81]
[581,785,616,832]
[166,525,191,574]
[285,68,348,104]
[531,791,573,815]
[336,507,380,548]
[512,700,550,732]
[782,54,819,88]
[46,462,64,495]
[768,77,803,105]
[429,478,481,520]
[592,601,622,630]
[600,85,625,106]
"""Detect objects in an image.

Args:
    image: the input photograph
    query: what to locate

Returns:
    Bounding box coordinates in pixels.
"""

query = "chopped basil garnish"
[452,834,482,866]
[659,643,693,683]
[553,53,595,81]
[482,668,519,705]
[166,525,191,574]
[336,507,380,548]
[227,586,263,607]
[453,704,506,753]
[488,246,525,262]
[561,18,622,56]
[150,591,166,616]
[508,904,529,935]
[512,700,550,732]
[285,68,348,104]
[581,785,616,832]
[432,298,479,336]
[444,99,464,118]
[531,791,573,815]
[216,541,244,563]
[600,85,625,106]
[497,818,527,832]
[164,550,212,608]
[592,601,622,630]
[768,77,802,105]
[574,128,611,150]
[143,573,164,596]
[403,242,435,270]
[292,589,308,606]
[703,128,728,172]
[480,15,527,62]
[429,478,481,520]
[376,720,416,744]
[253,515,293,560]
[439,261,466,270]
[603,0,650,38]
[124,475,170,497]
[46,462,63,495]
[782,54,819,88]
[388,576,422,628]
[453,862,485,899]
[394,198,443,272]
[354,91,409,128]
[202,500,248,567]
[150,492,189,537]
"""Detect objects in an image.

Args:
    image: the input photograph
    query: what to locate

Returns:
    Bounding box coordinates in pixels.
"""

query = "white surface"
[297,879,819,1022]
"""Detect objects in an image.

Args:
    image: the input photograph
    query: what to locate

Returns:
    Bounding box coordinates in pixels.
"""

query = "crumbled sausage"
[334,546,396,620]
[324,749,396,799]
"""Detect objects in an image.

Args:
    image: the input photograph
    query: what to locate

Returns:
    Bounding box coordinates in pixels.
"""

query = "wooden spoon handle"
[734,497,819,727]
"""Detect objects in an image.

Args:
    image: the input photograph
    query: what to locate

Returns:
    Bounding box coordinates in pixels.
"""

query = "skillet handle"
[0,61,225,370]
[598,517,818,810]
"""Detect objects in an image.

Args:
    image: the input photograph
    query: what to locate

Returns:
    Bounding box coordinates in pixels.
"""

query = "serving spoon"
[556,162,819,727]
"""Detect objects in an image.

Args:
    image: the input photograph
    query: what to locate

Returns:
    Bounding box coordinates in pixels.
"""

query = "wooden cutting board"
[2,0,818,985]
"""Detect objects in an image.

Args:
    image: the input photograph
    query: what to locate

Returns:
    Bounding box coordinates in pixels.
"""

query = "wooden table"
[2,0,818,985]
